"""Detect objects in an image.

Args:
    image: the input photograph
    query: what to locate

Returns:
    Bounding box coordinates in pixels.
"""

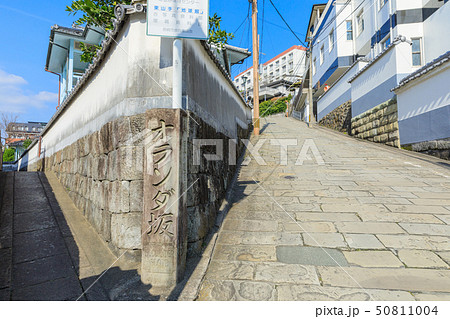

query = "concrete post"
[141,108,188,288]
[173,39,183,109]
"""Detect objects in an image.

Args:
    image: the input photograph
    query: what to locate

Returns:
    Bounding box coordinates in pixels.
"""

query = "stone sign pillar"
[142,108,188,288]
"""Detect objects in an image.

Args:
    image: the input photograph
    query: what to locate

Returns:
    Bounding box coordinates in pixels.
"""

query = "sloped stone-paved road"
[197,115,450,301]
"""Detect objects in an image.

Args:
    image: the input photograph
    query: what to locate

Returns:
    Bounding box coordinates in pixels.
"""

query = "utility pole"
[251,0,260,135]
[308,46,315,126]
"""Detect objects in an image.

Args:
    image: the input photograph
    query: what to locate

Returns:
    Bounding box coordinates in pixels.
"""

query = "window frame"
[381,35,391,50]
[356,10,364,37]
[329,28,335,52]
[346,20,353,41]
[313,58,317,75]
[379,0,388,11]
[320,45,325,65]
[411,38,423,67]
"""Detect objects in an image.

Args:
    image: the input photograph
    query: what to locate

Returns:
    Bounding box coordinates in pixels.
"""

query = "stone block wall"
[318,100,352,134]
[185,112,250,257]
[40,114,147,262]
[403,138,450,160]
[351,98,400,147]
[31,109,251,266]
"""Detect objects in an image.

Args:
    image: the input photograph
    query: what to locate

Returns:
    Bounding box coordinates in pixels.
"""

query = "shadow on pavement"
[0,172,159,301]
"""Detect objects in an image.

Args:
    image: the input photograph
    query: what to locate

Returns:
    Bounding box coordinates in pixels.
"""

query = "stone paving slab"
[318,267,450,293]
[397,250,449,269]
[1,172,157,301]
[194,116,450,300]
[343,251,403,268]
[276,285,415,301]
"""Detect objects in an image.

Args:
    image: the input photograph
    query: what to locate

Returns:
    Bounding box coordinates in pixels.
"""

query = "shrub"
[3,148,15,162]
[259,96,291,117]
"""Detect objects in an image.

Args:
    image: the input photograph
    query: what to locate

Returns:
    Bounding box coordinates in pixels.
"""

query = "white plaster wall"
[397,64,450,122]
[312,4,338,86]
[351,41,411,115]
[317,59,368,120]
[354,0,376,56]
[23,13,251,170]
[423,3,450,63]
[377,0,391,27]
[396,0,423,10]
[336,3,355,58]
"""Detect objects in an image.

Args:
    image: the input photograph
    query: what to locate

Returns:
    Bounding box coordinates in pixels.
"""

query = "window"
[289,62,294,70]
[313,58,317,75]
[276,61,280,67]
[381,36,391,50]
[282,57,286,63]
[320,45,324,65]
[288,53,293,60]
[379,0,388,9]
[329,29,335,52]
[412,38,422,66]
[357,10,364,36]
[346,20,353,40]
[282,65,287,74]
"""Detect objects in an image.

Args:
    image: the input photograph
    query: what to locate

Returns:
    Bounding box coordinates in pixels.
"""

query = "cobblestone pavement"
[197,115,450,301]
[0,171,156,301]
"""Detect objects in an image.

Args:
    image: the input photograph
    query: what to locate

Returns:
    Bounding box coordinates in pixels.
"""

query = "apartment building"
[295,0,449,157]
[295,0,447,119]
[234,45,307,101]
[6,122,46,140]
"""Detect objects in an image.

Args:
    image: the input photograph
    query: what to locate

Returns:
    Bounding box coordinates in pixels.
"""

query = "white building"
[393,2,450,156]
[233,45,307,101]
[294,0,447,122]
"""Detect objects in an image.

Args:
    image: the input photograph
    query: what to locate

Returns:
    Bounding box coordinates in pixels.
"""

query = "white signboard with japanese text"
[147,0,209,39]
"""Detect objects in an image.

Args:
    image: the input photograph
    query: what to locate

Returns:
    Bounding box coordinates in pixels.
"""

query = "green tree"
[208,13,234,49]
[3,148,15,162]
[259,96,292,117]
[23,139,32,149]
[66,1,233,62]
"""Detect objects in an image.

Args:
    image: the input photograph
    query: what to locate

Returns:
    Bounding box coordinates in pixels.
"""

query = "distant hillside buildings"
[234,45,307,101]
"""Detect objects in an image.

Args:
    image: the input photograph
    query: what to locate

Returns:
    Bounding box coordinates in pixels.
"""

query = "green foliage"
[23,139,32,149]
[66,0,132,63]
[208,13,234,49]
[66,0,131,31]
[3,148,15,162]
[79,42,102,63]
[260,96,292,117]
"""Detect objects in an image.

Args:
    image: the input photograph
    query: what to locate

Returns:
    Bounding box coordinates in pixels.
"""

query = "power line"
[260,0,265,64]
[268,0,308,47]
[258,17,306,38]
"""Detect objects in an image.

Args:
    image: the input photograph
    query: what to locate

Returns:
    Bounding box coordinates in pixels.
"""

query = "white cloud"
[0,69,57,113]
[0,69,27,85]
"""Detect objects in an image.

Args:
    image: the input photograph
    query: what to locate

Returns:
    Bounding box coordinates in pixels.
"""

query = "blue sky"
[0,0,318,124]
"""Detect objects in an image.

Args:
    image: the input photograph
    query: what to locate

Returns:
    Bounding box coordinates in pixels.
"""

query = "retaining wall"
[318,100,352,134]
[351,98,400,147]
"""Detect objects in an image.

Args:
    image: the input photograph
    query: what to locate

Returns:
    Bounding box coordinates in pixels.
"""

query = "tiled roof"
[392,51,450,91]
